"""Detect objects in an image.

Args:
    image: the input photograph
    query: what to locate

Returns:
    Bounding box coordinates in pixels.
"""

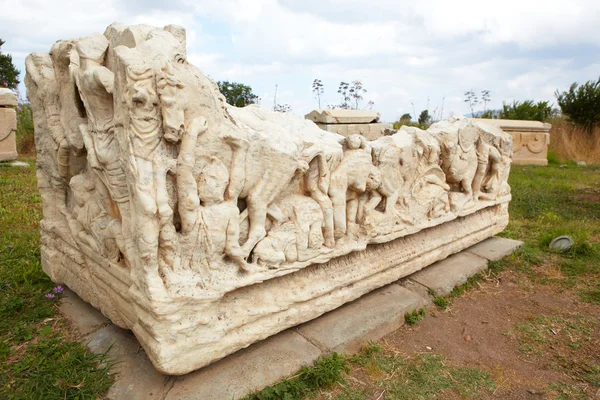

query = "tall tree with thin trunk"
[312,79,324,109]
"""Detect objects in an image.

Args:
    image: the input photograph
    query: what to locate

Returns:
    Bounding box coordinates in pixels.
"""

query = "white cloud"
[1,0,599,120]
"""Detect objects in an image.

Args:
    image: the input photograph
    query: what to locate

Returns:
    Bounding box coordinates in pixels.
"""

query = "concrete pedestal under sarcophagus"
[471,118,551,165]
[306,109,392,140]
[27,23,514,375]
[0,89,18,161]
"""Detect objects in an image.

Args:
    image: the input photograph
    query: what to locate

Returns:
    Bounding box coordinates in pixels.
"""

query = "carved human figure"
[177,118,249,272]
[439,125,478,210]
[473,134,513,200]
[25,53,70,179]
[252,194,327,267]
[74,34,130,217]
[67,173,124,261]
[25,53,70,223]
[363,135,407,222]
[121,63,180,272]
[328,135,380,239]
[410,129,450,219]
[301,151,336,248]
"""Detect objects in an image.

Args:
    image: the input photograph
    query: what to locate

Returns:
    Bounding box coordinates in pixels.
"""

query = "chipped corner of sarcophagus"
[25,23,514,375]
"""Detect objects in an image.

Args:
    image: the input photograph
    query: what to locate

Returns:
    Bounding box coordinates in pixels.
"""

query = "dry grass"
[549,118,600,164]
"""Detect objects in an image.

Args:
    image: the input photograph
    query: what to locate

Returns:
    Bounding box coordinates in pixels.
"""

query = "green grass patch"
[244,352,349,400]
[347,345,495,399]
[0,162,113,399]
[404,308,425,325]
[433,296,449,309]
[507,314,596,356]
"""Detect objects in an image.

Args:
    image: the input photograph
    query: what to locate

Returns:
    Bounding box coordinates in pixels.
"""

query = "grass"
[404,308,425,325]
[348,342,495,399]
[0,160,114,399]
[548,117,600,164]
[2,151,599,398]
[243,353,349,400]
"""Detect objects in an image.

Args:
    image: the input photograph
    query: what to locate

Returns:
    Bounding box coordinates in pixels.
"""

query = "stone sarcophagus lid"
[306,109,392,140]
[0,88,18,161]
[27,23,514,375]
[471,118,551,165]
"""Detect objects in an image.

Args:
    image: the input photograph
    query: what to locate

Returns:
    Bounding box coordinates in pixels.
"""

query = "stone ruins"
[471,118,551,165]
[27,23,514,375]
[305,109,392,140]
[0,88,18,161]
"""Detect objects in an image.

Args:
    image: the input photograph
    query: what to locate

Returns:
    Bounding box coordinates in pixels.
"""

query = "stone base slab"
[60,236,521,399]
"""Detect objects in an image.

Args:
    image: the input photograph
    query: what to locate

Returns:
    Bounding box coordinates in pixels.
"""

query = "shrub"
[404,308,425,325]
[555,76,600,132]
[548,117,600,164]
[499,100,556,122]
[16,103,35,155]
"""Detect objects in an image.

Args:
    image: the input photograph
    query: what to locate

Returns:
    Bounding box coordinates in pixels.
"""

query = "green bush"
[16,103,35,154]
[499,100,556,122]
[404,308,425,325]
[555,76,600,132]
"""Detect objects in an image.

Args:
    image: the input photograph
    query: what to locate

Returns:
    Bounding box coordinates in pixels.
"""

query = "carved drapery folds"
[27,23,513,374]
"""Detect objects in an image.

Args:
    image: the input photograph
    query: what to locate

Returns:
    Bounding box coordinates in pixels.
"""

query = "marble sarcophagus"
[27,23,513,375]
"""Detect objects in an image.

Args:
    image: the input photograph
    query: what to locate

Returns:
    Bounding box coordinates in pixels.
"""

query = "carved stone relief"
[27,23,514,374]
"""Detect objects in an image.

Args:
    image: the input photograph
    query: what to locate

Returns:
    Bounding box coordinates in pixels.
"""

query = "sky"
[1,0,599,122]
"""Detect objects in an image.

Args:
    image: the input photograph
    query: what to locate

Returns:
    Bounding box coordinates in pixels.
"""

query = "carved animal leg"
[310,189,335,248]
[241,198,268,257]
[461,178,473,198]
[384,189,400,215]
[346,191,359,225]
[472,162,487,200]
[330,191,347,240]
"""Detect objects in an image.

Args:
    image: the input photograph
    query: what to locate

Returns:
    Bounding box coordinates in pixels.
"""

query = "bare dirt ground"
[328,268,600,400]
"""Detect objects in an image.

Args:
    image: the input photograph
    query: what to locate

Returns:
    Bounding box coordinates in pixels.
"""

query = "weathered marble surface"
[0,88,18,161]
[27,23,513,375]
[471,118,550,165]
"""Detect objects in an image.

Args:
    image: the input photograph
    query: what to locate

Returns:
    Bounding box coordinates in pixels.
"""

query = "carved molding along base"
[28,23,515,375]
[42,203,508,374]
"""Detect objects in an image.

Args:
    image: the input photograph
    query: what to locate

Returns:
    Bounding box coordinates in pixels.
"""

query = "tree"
[555,77,600,132]
[393,113,413,129]
[499,100,555,122]
[0,38,20,90]
[312,79,324,109]
[418,109,430,125]
[464,90,479,117]
[349,80,367,109]
[337,81,350,109]
[481,90,491,113]
[216,81,259,107]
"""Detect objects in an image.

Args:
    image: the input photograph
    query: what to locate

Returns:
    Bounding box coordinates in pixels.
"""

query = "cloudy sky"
[1,0,599,121]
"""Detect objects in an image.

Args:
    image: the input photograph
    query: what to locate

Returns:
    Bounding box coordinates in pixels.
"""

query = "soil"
[380,269,600,399]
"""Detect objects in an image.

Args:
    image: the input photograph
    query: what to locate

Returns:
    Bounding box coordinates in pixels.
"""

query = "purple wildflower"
[53,285,64,294]
[45,293,55,299]
[8,245,13,249]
